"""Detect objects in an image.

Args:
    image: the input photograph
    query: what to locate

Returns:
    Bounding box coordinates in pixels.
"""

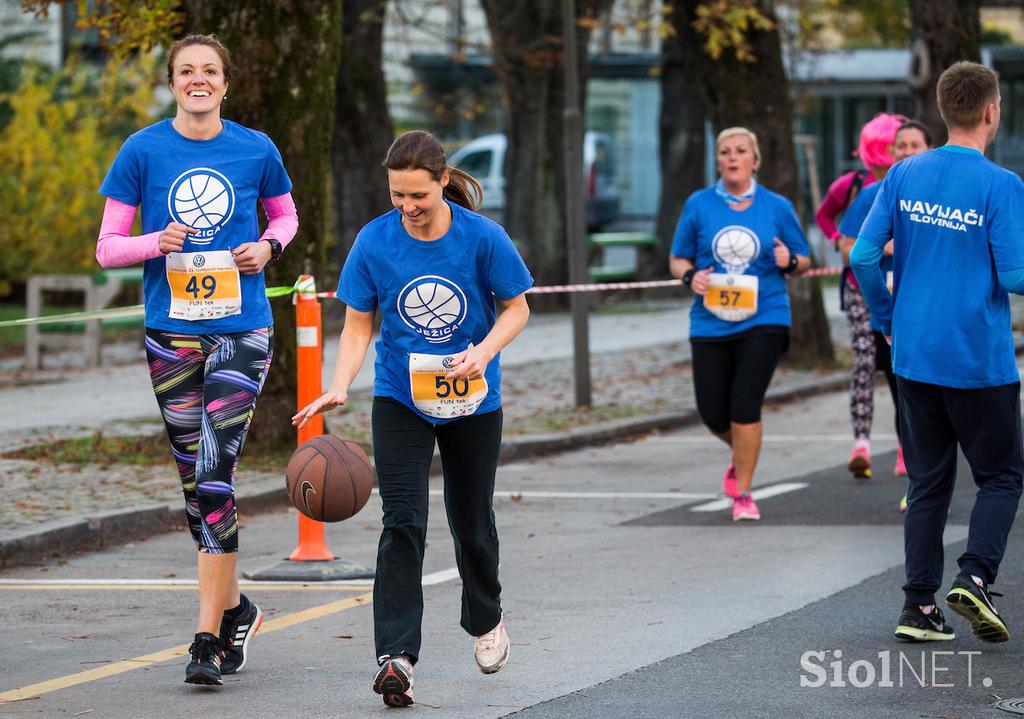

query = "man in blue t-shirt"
[852,62,1024,644]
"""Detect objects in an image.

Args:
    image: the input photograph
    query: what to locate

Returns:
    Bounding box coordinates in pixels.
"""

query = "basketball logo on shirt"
[397,275,468,344]
[167,168,236,244]
[711,225,761,273]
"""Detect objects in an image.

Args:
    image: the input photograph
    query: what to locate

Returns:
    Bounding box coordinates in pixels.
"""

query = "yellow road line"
[0,591,372,704]
[0,583,372,592]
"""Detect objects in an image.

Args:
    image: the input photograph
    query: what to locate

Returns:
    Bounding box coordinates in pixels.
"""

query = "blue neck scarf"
[714,178,757,206]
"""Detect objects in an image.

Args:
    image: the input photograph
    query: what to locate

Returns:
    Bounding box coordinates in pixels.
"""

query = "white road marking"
[689,482,809,512]
[371,489,718,500]
[0,566,459,588]
[662,434,899,443]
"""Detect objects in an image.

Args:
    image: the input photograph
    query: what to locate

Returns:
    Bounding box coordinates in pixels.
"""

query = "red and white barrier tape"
[801,266,843,278]
[311,268,842,298]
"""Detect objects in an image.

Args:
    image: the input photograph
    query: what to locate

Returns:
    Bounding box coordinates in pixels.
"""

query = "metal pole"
[561,0,592,407]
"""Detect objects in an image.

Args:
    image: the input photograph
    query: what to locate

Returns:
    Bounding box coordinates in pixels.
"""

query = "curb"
[0,369,851,570]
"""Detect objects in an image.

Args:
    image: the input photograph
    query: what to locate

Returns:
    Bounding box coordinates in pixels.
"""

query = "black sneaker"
[894,604,956,641]
[945,574,1009,643]
[219,596,263,674]
[185,632,223,685]
[373,655,414,708]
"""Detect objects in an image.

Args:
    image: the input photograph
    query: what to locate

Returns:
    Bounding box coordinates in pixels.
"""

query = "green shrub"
[0,54,157,295]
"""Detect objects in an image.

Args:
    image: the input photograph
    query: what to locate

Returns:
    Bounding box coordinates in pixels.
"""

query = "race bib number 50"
[704,273,759,322]
[165,251,242,321]
[409,352,488,420]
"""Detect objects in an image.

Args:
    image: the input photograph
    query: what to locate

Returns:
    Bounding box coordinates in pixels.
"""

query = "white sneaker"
[473,618,510,674]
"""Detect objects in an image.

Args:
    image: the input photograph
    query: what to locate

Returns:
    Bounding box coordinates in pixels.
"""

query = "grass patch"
[3,430,293,471]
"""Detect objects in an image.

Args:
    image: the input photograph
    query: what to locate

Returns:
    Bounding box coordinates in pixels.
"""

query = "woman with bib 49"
[95,35,297,686]
[293,130,532,709]
[670,127,810,522]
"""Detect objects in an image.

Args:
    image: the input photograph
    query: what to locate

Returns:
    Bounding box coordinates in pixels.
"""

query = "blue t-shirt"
[337,202,534,423]
[855,146,1024,388]
[670,186,810,338]
[99,119,293,333]
[839,182,892,332]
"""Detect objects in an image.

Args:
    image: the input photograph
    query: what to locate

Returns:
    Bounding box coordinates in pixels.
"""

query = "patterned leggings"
[145,327,274,553]
[844,283,897,441]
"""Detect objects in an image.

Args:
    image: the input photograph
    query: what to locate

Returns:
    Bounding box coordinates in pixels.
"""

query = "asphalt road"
[3,388,1022,719]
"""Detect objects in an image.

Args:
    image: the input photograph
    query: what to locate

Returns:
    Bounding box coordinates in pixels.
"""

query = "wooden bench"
[26,268,144,368]
[587,232,656,282]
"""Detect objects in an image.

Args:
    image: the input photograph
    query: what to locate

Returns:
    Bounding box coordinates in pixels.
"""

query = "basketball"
[285,435,374,522]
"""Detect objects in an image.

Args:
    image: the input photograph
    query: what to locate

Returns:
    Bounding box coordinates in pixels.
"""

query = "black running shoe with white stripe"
[219,596,263,675]
[185,632,223,686]
[894,604,955,641]
[945,574,1009,643]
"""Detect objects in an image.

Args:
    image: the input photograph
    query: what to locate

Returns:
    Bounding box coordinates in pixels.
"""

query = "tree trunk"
[649,0,706,279]
[908,0,980,146]
[332,0,393,265]
[691,0,833,363]
[182,0,343,449]
[480,0,614,305]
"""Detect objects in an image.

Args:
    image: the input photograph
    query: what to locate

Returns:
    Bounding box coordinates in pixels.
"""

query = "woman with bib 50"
[95,35,298,686]
[293,130,532,709]
[670,127,810,522]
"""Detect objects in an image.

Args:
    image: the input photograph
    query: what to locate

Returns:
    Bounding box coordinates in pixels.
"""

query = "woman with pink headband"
[816,112,906,480]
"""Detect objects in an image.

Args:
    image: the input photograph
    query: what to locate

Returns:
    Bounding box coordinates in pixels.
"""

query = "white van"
[450,132,620,230]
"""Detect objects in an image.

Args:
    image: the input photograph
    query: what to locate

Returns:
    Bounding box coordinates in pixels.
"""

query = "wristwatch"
[682,268,696,287]
[262,237,283,262]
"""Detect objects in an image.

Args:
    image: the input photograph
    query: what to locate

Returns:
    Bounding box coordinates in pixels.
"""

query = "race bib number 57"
[166,251,242,321]
[409,352,488,420]
[704,273,759,322]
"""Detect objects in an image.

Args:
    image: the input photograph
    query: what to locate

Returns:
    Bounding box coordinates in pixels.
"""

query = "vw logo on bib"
[397,275,468,344]
[167,167,236,244]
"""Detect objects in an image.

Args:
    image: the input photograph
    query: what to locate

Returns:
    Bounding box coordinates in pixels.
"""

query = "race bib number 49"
[704,273,758,322]
[166,250,242,321]
[409,352,488,420]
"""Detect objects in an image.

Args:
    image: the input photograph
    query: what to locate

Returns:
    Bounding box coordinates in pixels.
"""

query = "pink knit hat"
[856,113,907,171]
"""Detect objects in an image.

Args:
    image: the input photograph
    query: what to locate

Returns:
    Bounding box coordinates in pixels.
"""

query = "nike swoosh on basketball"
[301,480,317,514]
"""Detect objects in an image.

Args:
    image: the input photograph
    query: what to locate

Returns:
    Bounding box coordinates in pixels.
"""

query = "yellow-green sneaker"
[945,575,1009,643]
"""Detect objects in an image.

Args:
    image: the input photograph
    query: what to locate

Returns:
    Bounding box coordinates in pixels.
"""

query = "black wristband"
[781,254,799,274]
[682,268,696,287]
[262,237,283,262]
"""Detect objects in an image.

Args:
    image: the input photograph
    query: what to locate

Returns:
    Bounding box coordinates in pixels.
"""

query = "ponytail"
[443,166,483,211]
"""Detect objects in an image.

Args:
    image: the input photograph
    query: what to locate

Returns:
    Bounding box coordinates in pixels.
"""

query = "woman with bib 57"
[670,127,810,521]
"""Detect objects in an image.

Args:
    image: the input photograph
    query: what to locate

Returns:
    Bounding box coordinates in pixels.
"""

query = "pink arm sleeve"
[95,198,163,268]
[260,193,299,249]
[815,173,855,241]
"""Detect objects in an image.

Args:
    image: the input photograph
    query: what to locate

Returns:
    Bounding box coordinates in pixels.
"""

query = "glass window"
[456,150,492,178]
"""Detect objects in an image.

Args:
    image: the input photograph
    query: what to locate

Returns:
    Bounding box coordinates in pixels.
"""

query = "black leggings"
[371,397,503,665]
[691,331,788,434]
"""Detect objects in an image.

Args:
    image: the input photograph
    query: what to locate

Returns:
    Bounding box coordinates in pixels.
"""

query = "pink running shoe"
[722,462,739,499]
[732,493,761,521]
[848,444,872,479]
[894,447,907,477]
